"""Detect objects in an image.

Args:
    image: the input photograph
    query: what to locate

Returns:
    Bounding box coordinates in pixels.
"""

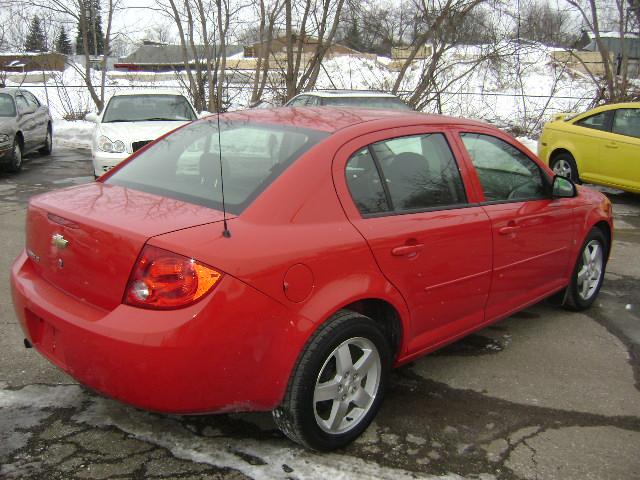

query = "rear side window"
[107,120,327,214]
[461,133,547,202]
[575,111,612,132]
[324,96,411,110]
[612,108,640,138]
[346,133,467,215]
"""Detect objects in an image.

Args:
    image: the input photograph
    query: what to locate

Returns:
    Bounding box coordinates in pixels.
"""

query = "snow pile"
[53,119,94,150]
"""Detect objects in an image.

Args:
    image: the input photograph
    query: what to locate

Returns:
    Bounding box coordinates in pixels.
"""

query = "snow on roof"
[588,31,640,40]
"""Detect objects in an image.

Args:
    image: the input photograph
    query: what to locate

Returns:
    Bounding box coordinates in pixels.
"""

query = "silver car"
[0,88,53,173]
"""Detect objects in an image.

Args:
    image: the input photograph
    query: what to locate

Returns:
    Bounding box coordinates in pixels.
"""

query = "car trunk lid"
[26,182,228,311]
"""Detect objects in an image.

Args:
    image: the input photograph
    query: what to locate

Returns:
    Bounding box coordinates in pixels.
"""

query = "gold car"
[538,102,640,193]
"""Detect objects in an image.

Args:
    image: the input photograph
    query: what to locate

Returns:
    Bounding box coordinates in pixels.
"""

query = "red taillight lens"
[124,245,222,309]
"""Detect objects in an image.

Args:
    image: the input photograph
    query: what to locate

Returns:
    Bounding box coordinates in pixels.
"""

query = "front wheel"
[551,153,579,183]
[564,228,608,310]
[273,310,391,450]
[6,138,23,173]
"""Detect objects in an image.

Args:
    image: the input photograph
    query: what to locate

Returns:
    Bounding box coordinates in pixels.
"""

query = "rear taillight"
[124,245,222,309]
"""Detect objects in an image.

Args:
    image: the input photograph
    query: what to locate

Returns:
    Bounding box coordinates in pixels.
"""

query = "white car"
[86,90,201,178]
[285,90,412,110]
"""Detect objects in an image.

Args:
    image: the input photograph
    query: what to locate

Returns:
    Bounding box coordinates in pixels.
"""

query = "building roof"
[119,44,243,65]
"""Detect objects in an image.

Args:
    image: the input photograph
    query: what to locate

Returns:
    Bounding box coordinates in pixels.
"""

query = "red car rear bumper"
[11,251,298,414]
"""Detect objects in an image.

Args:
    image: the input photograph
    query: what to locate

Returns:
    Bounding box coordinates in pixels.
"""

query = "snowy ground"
[5,42,596,145]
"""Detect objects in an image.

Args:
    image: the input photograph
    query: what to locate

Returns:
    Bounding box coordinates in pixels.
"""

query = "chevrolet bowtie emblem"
[51,233,68,250]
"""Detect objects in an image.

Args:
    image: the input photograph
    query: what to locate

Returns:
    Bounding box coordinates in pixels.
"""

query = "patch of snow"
[53,119,94,150]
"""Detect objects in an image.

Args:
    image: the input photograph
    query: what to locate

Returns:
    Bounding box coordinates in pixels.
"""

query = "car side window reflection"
[346,133,467,215]
[575,111,612,132]
[15,96,29,114]
[461,133,547,202]
[345,148,390,214]
[612,108,640,138]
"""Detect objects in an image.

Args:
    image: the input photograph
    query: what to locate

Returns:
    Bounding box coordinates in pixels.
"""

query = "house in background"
[115,40,243,72]
[0,52,67,72]
[243,34,362,58]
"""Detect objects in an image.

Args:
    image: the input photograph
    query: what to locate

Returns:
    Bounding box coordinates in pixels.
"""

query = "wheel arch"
[15,131,24,147]
[549,148,574,163]
[593,220,612,261]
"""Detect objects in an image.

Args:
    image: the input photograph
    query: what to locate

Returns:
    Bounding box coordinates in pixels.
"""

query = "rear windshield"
[102,94,197,122]
[0,94,16,117]
[323,96,411,110]
[106,118,328,214]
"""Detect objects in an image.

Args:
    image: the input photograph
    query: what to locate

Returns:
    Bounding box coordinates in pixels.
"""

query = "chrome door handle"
[391,244,424,256]
[498,225,519,235]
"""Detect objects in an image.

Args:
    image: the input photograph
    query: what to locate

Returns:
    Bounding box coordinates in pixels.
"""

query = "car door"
[333,127,493,355]
[21,90,47,143]
[570,110,614,182]
[15,94,37,151]
[457,131,575,321]
[594,107,640,192]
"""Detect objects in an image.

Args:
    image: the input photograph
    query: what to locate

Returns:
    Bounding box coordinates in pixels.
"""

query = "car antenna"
[216,104,231,238]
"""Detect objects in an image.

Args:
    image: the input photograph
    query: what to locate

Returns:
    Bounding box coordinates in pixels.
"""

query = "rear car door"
[571,110,614,182]
[15,94,37,151]
[333,127,492,355]
[22,90,47,144]
[457,131,574,321]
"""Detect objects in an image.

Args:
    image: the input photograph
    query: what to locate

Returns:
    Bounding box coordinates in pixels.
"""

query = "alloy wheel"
[553,159,573,179]
[577,239,603,301]
[313,336,381,435]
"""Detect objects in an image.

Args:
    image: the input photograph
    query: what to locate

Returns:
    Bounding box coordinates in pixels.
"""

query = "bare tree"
[249,0,284,105]
[564,0,634,102]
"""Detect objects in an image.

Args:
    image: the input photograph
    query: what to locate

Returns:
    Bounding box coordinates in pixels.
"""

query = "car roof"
[0,88,23,97]
[218,107,488,133]
[110,89,186,97]
[296,90,398,98]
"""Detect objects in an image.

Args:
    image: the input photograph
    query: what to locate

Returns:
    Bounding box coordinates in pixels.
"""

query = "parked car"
[285,90,412,110]
[86,89,199,178]
[538,102,640,193]
[12,107,612,451]
[0,88,52,173]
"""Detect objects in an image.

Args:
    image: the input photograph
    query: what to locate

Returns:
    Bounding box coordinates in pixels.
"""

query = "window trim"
[345,132,470,218]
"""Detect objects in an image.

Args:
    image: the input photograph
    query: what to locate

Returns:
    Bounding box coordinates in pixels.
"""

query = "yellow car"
[538,102,640,193]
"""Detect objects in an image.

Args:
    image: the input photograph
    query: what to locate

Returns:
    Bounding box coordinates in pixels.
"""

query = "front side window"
[461,133,547,202]
[0,94,16,117]
[575,111,612,132]
[102,94,197,123]
[15,96,29,114]
[612,108,640,138]
[107,119,328,214]
[345,133,467,215]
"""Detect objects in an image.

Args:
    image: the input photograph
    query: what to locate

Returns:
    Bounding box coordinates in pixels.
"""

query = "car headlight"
[97,135,126,153]
[0,133,9,144]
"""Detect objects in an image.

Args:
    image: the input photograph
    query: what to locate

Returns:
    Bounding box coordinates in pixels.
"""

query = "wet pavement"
[1,148,639,480]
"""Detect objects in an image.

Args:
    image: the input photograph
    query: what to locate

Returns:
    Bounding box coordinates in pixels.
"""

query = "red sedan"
[11,107,612,450]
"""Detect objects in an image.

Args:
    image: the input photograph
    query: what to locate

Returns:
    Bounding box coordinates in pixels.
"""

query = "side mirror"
[85,112,99,123]
[552,175,577,198]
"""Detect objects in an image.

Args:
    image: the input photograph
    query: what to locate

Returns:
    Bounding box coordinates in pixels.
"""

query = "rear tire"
[6,137,23,173]
[39,126,52,155]
[550,153,579,183]
[273,310,391,451]
[563,228,608,311]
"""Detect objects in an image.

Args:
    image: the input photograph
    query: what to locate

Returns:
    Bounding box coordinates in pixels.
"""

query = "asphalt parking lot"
[1,148,639,480]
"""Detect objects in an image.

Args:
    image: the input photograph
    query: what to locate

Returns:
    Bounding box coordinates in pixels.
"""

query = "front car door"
[596,107,640,192]
[333,126,493,357]
[456,130,575,321]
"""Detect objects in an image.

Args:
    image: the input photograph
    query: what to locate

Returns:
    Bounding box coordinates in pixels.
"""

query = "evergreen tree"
[76,0,105,56]
[25,15,47,52]
[55,26,73,55]
[343,19,364,53]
